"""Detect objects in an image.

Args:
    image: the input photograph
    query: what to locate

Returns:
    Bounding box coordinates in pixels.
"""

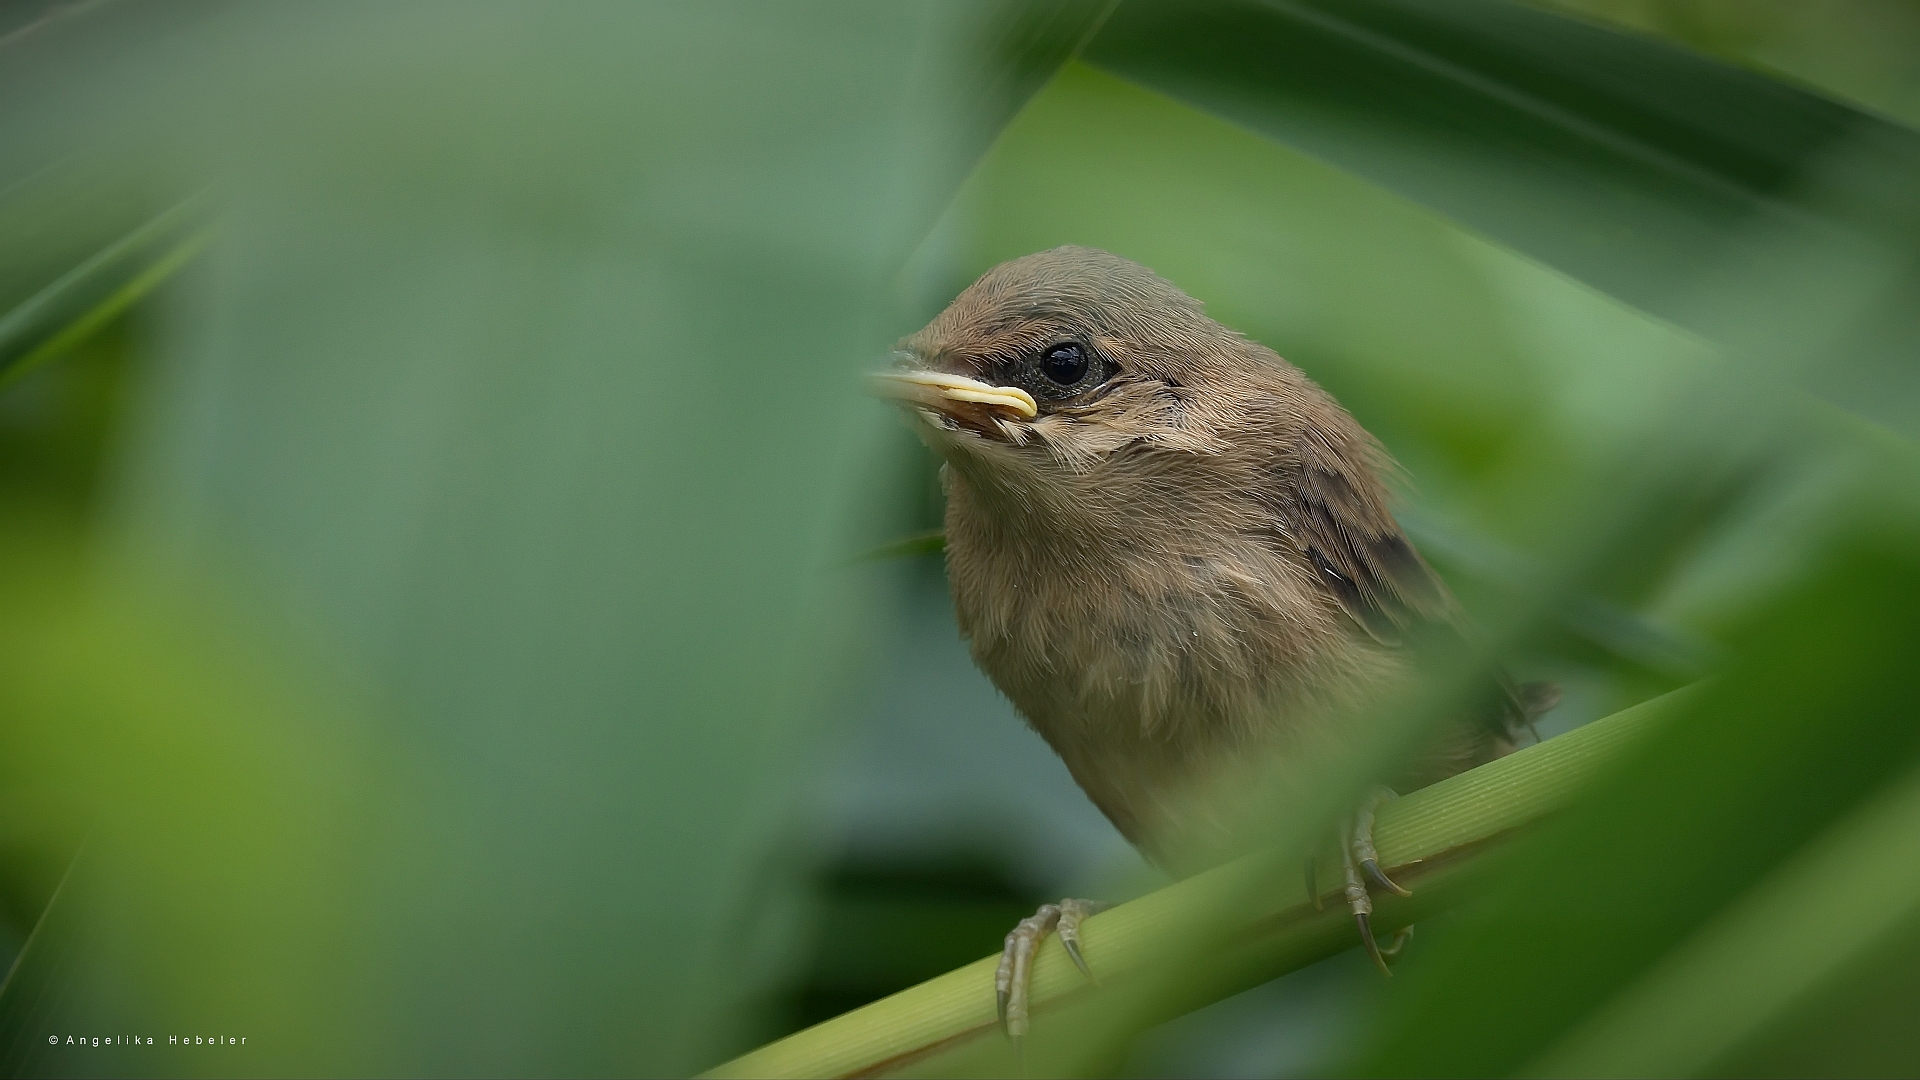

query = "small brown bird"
[874,246,1552,1038]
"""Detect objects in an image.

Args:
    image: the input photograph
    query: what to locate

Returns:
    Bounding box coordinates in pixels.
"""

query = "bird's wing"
[1290,454,1556,766]
[1290,458,1452,647]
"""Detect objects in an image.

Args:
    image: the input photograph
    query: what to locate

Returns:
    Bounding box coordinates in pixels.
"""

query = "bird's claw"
[994,898,1109,1042]
[1355,914,1415,975]
[1352,787,1412,894]
[1361,857,1412,898]
[1355,912,1391,975]
[1060,934,1094,982]
[1322,787,1412,975]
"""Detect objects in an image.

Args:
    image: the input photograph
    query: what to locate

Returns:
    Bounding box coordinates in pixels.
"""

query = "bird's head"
[873,246,1336,537]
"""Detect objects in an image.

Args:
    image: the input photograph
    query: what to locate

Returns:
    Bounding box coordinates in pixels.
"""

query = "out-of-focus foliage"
[1,1,1918,1078]
[1527,0,1920,129]
[1357,455,1920,1077]
[0,2,207,383]
[1082,0,1920,440]
[0,2,1114,1076]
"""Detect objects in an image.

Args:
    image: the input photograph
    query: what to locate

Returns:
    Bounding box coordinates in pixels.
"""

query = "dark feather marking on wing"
[1293,463,1449,644]
[1289,462,1553,753]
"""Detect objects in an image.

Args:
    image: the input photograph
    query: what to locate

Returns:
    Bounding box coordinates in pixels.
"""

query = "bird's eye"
[1040,343,1089,386]
[1011,340,1112,404]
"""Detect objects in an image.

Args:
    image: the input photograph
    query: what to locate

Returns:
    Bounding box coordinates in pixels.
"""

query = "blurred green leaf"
[0,525,396,1077]
[0,2,215,383]
[1527,759,1920,1077]
[0,202,209,390]
[1351,454,1920,1076]
[0,2,1119,1076]
[0,850,80,1078]
[1518,0,1920,131]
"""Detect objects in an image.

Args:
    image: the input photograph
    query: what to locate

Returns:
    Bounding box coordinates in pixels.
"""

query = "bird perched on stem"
[873,246,1554,1042]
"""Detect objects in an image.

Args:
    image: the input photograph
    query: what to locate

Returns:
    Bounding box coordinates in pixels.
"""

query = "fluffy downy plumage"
[886,245,1542,875]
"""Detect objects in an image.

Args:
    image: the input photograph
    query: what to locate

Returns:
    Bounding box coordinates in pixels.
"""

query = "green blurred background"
[0,1,1915,1076]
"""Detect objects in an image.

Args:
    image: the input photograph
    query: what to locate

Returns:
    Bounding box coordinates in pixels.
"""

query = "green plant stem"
[705,689,1690,1080]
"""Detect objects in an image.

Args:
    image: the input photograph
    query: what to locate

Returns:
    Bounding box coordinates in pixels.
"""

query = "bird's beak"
[869,370,1038,420]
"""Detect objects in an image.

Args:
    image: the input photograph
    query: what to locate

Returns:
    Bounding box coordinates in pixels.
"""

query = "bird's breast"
[943,500,1394,855]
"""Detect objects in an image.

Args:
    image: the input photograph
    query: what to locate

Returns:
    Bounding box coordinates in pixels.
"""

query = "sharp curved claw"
[1361,857,1413,898]
[996,988,1010,1036]
[1061,935,1098,984]
[1356,912,1393,977]
[1306,855,1323,910]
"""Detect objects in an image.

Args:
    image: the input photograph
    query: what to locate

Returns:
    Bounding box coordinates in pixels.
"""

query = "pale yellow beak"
[870,370,1038,420]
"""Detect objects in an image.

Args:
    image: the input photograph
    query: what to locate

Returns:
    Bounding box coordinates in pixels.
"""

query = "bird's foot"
[1306,787,1414,975]
[995,897,1110,1044]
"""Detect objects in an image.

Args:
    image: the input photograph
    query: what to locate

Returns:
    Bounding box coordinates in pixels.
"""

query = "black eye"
[1006,339,1113,404]
[1039,343,1089,386]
